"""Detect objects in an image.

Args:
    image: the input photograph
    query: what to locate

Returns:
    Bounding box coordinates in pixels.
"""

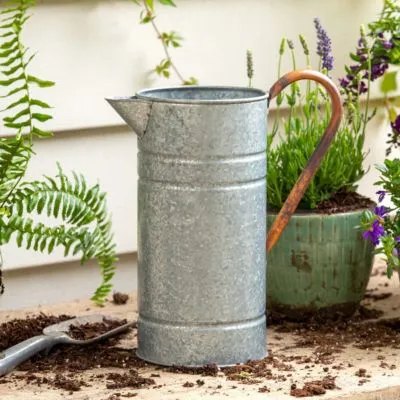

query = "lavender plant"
[340,0,400,155]
[267,19,368,210]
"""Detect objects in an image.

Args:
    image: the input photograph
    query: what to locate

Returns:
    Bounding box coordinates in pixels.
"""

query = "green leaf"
[1,94,29,111]
[32,113,52,122]
[0,73,24,86]
[158,0,176,6]
[0,31,15,38]
[0,45,18,58]
[145,0,154,11]
[27,75,55,87]
[0,37,17,49]
[30,99,51,108]
[3,108,30,123]
[2,62,23,76]
[32,126,53,138]
[0,84,27,98]
[380,71,398,94]
[389,106,397,122]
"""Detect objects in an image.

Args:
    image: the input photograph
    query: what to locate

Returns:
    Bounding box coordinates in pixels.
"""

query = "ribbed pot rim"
[267,206,374,218]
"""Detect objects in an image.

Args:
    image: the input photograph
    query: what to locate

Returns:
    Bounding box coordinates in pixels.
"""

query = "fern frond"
[0,136,31,204]
[0,0,54,141]
[12,164,118,304]
[0,214,91,255]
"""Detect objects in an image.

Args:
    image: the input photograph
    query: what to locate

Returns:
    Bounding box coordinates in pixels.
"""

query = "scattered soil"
[222,354,293,385]
[107,394,138,399]
[167,364,219,377]
[0,314,145,393]
[105,370,155,389]
[364,292,393,302]
[0,314,73,350]
[316,189,375,214]
[0,307,399,396]
[290,376,338,397]
[68,317,128,340]
[113,292,129,305]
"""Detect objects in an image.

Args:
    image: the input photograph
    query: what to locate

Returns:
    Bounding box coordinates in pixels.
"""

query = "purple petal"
[376,190,386,202]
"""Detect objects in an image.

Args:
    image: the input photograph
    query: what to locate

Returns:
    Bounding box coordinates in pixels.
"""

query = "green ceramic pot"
[267,209,374,320]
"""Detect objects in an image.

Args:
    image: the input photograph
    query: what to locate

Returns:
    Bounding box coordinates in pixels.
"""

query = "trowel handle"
[0,335,59,376]
[266,69,343,253]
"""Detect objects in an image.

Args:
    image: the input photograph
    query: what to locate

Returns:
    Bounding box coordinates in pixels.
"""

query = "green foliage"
[132,0,197,84]
[267,27,368,210]
[0,1,54,140]
[0,0,117,305]
[361,159,400,278]
[380,70,398,94]
[267,103,367,210]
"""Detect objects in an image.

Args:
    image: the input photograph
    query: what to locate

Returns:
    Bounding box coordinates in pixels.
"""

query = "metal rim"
[135,85,268,104]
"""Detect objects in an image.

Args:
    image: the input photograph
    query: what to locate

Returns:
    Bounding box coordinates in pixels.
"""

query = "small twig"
[142,0,187,83]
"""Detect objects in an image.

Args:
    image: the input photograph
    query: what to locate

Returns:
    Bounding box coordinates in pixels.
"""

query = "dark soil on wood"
[0,309,399,396]
[68,317,128,340]
[316,189,375,214]
[112,292,129,305]
[0,314,73,350]
[290,376,338,397]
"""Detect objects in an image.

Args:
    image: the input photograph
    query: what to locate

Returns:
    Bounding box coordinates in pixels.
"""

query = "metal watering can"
[106,70,342,367]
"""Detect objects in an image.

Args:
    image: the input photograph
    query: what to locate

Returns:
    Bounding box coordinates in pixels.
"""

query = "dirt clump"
[105,370,155,390]
[68,317,128,340]
[223,354,293,384]
[167,363,219,376]
[290,376,338,397]
[53,373,88,392]
[113,292,130,305]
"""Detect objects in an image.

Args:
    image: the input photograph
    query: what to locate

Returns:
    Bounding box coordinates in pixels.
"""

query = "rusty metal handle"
[266,69,343,253]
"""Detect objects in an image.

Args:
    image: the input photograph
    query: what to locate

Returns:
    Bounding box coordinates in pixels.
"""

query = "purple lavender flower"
[359,81,368,94]
[374,205,387,218]
[391,115,400,133]
[339,78,350,88]
[383,40,393,49]
[314,18,334,71]
[396,236,400,243]
[370,63,389,81]
[376,190,386,202]
[363,220,385,246]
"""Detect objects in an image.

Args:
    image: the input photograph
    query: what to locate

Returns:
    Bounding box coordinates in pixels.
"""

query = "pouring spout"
[106,96,152,139]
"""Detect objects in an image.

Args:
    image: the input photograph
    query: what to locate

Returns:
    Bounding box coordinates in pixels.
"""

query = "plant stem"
[142,0,186,83]
[362,46,373,138]
[271,52,283,139]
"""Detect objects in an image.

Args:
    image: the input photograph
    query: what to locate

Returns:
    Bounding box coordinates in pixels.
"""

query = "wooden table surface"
[0,259,400,400]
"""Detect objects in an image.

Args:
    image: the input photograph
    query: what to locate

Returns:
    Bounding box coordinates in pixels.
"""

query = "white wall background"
[0,0,396,309]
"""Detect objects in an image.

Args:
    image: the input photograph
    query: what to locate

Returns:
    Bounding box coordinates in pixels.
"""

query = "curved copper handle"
[267,69,343,253]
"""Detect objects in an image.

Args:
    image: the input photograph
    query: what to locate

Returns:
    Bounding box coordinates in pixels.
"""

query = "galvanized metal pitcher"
[106,70,342,367]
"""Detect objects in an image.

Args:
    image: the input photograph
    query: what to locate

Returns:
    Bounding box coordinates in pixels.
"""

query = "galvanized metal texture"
[108,86,268,366]
[266,70,343,253]
[106,73,342,367]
